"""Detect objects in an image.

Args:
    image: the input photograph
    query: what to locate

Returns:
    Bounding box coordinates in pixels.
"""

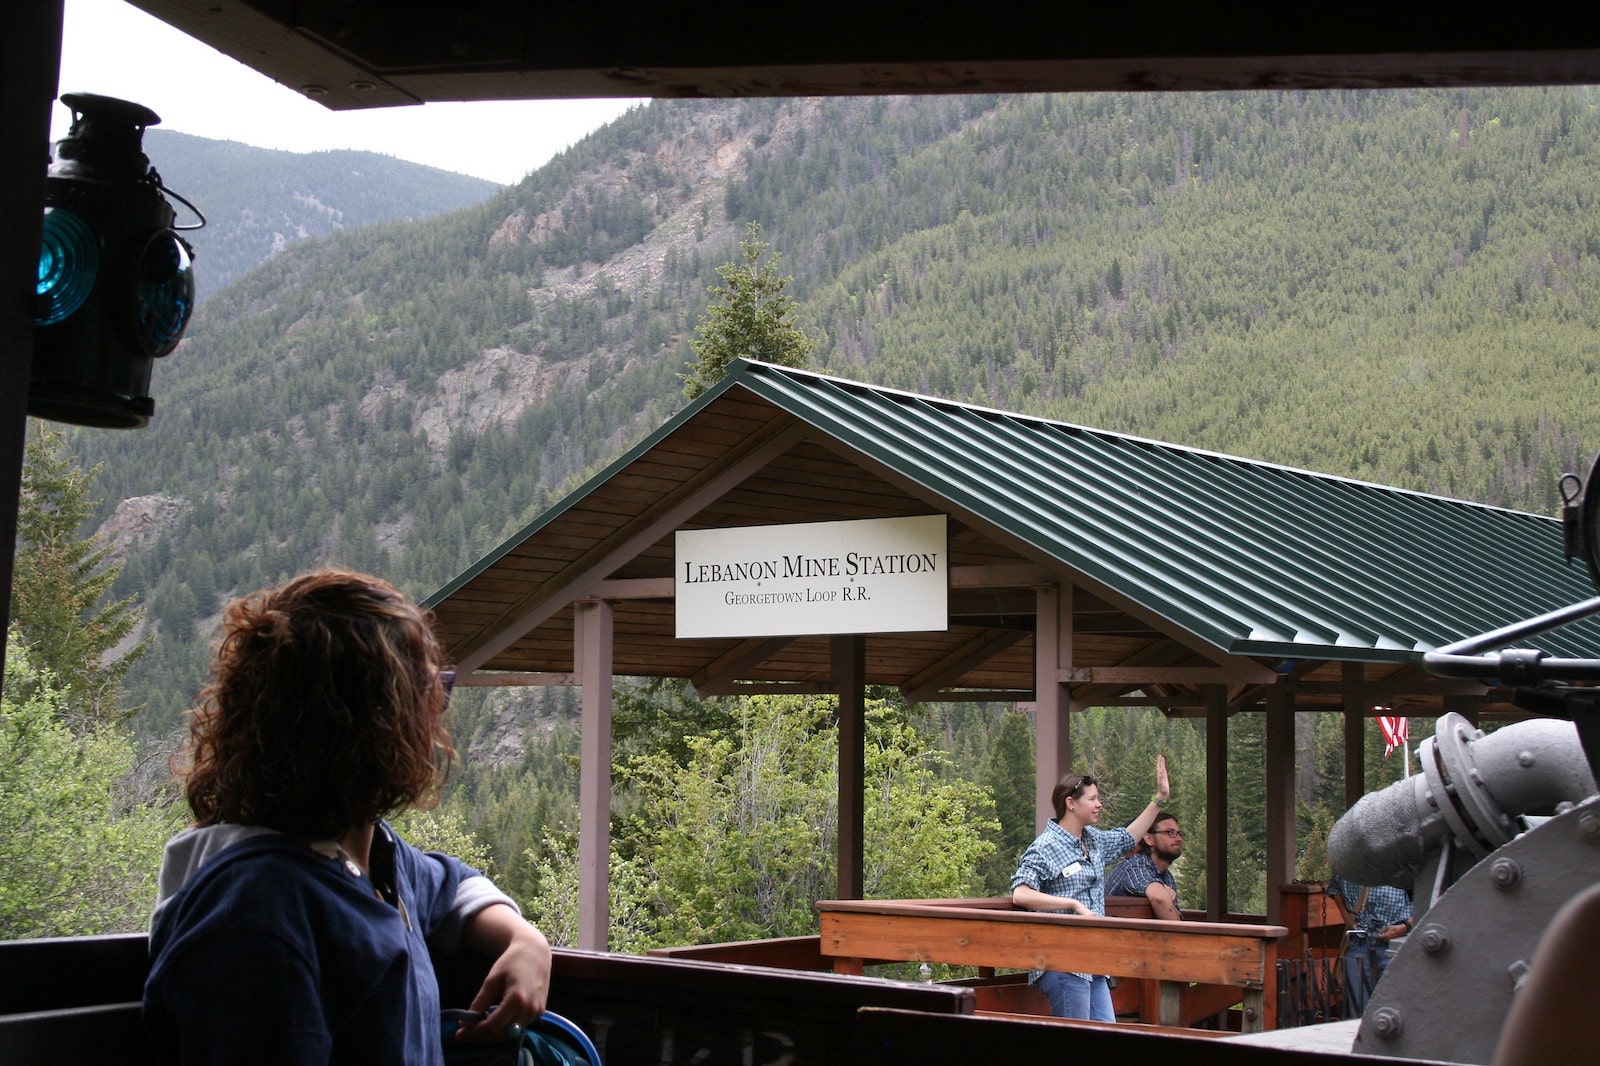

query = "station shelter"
[423,358,1599,950]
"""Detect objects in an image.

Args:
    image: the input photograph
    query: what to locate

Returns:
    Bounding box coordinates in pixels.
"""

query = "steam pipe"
[1328,712,1597,888]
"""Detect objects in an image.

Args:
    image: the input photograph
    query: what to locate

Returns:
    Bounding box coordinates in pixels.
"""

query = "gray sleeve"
[431,875,522,953]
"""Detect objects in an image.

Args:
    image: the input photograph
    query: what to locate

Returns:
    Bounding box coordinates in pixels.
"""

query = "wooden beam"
[834,635,866,900]
[1205,685,1227,921]
[1293,679,1490,697]
[1344,662,1366,809]
[1033,584,1069,831]
[691,635,796,696]
[949,563,1053,588]
[1264,687,1295,926]
[576,598,614,952]
[914,689,1033,702]
[816,902,1284,990]
[902,627,1029,704]
[452,420,810,671]
[592,576,675,599]
[0,0,63,692]
[455,671,578,686]
[1060,665,1276,685]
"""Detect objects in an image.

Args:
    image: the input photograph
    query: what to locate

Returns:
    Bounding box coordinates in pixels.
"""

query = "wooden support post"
[834,634,866,900]
[576,598,614,952]
[1264,686,1295,927]
[1158,981,1182,1026]
[0,1,64,693]
[1033,584,1070,830]
[1205,685,1227,921]
[1344,662,1366,809]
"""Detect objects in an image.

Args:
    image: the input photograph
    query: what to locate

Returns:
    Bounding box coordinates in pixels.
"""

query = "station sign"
[675,514,948,638]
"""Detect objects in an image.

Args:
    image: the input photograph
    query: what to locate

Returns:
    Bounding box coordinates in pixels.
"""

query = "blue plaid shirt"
[1328,874,1412,939]
[1106,852,1178,908]
[1012,820,1135,980]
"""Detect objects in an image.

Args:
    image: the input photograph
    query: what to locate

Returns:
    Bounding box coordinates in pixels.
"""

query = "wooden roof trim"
[452,416,810,670]
[692,637,800,697]
[902,628,1032,704]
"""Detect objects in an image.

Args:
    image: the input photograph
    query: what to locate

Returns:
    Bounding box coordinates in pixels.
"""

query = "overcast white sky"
[53,0,645,185]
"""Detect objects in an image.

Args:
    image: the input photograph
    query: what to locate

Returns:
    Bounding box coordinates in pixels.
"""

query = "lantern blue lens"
[132,230,195,356]
[36,206,99,326]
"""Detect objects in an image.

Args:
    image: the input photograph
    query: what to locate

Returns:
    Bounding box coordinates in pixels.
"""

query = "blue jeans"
[1036,971,1115,1021]
[1343,937,1391,1017]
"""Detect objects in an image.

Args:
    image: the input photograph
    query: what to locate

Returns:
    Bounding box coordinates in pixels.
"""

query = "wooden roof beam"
[902,627,1031,704]
[452,420,811,672]
[692,637,800,697]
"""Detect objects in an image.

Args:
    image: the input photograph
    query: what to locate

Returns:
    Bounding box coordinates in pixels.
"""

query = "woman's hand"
[456,904,552,1042]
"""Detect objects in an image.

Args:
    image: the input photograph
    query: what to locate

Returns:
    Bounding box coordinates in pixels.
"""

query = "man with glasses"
[1106,812,1184,920]
[1011,756,1170,1021]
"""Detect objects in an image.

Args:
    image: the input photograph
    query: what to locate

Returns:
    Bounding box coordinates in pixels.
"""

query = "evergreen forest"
[14,85,1599,942]
[140,128,502,301]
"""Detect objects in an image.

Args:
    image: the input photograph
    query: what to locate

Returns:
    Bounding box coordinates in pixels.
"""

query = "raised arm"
[1125,754,1171,841]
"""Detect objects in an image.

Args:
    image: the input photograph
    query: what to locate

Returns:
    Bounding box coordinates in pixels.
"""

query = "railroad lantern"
[31,93,202,429]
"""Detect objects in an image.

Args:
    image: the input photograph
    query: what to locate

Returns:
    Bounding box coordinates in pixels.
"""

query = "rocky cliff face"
[98,494,190,568]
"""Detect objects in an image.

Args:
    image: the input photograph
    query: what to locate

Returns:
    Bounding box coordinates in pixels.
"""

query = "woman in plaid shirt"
[1011,755,1171,1020]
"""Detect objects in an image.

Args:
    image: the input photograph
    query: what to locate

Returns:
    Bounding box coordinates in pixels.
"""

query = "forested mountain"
[138,129,501,301]
[60,87,1600,748]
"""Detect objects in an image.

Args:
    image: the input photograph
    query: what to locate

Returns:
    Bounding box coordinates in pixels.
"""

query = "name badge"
[1061,862,1082,878]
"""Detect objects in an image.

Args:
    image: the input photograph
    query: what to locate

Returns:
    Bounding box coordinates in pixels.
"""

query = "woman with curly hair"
[143,569,551,1064]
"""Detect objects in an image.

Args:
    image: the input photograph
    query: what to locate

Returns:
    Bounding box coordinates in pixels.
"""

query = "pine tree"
[681,222,816,400]
[979,710,1037,893]
[10,425,146,730]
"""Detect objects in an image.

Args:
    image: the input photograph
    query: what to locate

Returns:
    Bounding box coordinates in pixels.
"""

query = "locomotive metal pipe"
[1329,711,1597,889]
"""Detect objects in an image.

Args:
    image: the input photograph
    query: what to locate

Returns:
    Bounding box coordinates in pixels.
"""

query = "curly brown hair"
[179,569,457,839]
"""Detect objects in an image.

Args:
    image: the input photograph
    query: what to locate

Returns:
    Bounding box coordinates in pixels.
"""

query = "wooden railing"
[1,935,977,1064]
[816,897,1287,1032]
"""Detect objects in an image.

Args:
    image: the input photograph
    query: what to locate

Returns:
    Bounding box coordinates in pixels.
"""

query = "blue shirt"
[145,822,489,1065]
[1106,852,1177,908]
[1012,820,1135,980]
[1328,874,1412,939]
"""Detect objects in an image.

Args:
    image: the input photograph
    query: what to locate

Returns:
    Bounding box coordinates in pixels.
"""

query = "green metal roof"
[429,359,1600,666]
[697,360,1600,662]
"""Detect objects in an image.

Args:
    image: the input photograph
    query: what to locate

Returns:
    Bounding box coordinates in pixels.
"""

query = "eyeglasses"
[439,669,456,704]
[1149,829,1183,838]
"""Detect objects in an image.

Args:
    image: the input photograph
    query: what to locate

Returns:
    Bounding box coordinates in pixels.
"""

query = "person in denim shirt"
[144,570,552,1064]
[1011,756,1171,1021]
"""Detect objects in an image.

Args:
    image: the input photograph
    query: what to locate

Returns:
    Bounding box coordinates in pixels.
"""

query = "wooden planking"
[817,902,1284,988]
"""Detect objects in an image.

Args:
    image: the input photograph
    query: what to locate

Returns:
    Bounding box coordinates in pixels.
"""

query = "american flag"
[1379,715,1409,758]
